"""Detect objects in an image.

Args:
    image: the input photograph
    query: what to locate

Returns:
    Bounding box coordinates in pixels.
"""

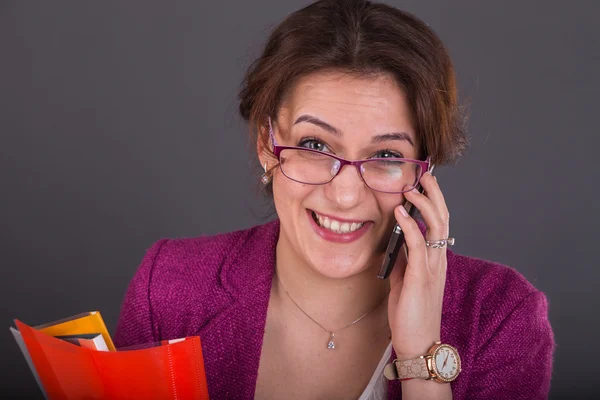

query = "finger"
[419,172,450,224]
[389,241,408,287]
[404,176,449,276]
[404,186,447,240]
[416,173,451,268]
[393,205,428,281]
[387,242,407,326]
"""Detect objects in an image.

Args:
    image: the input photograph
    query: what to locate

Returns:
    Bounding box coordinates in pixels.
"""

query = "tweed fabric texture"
[115,220,554,399]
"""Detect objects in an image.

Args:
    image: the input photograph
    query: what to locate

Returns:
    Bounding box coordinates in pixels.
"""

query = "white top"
[358,341,393,400]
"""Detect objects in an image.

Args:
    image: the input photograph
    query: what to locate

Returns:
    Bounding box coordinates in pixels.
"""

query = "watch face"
[432,344,461,382]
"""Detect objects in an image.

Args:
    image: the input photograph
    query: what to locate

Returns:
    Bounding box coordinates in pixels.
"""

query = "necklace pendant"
[327,332,335,350]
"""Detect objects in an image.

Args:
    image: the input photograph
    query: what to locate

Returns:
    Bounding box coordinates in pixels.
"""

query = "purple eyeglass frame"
[267,117,430,194]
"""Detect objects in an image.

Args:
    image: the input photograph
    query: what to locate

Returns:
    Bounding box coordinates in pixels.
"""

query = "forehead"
[281,70,415,134]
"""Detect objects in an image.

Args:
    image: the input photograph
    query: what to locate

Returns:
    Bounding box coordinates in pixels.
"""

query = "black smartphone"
[377,164,435,279]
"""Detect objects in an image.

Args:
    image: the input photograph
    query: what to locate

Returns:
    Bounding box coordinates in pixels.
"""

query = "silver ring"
[425,238,455,248]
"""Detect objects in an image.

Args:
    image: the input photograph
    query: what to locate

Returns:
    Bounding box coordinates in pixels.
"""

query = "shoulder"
[445,251,548,328]
[135,220,279,339]
[444,250,554,356]
[147,220,278,284]
[444,253,554,398]
[416,218,543,320]
[446,251,540,310]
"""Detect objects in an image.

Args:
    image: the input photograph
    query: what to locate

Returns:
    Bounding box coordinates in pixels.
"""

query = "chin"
[302,241,380,279]
[293,208,386,278]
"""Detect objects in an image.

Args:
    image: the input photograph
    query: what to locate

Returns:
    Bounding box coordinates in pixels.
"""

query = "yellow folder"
[34,311,116,351]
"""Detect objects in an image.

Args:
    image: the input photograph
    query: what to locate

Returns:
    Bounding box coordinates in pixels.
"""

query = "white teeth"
[340,222,350,233]
[313,212,364,234]
[330,220,340,231]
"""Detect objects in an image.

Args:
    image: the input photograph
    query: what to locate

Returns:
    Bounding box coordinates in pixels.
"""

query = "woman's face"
[265,71,419,278]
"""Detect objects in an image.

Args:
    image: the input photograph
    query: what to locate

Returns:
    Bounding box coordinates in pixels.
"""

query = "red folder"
[15,320,209,399]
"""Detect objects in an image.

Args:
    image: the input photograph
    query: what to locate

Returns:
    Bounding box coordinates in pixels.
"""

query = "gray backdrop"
[1,0,598,398]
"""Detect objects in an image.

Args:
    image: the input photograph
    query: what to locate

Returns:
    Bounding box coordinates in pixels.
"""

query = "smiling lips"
[308,210,371,243]
[313,211,365,233]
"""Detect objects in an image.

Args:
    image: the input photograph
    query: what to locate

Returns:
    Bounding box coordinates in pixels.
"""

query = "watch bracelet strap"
[384,356,430,380]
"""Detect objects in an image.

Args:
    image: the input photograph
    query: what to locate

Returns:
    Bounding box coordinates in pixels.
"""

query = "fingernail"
[398,205,409,218]
[411,187,419,193]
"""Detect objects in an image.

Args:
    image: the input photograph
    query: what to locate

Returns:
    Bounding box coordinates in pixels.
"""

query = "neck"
[274,234,390,333]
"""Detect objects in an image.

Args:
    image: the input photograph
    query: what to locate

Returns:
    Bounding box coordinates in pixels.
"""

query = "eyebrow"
[294,115,341,136]
[371,132,414,147]
[293,114,414,147]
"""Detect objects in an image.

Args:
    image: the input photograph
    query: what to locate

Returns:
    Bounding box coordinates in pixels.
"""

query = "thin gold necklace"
[276,273,388,350]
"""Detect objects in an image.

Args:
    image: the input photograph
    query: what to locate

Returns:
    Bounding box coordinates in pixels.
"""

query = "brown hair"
[239,0,468,172]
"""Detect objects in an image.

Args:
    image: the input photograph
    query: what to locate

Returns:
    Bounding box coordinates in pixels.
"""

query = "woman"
[115,1,554,398]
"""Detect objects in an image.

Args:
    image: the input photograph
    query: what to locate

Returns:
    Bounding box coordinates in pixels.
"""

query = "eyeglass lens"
[278,148,422,193]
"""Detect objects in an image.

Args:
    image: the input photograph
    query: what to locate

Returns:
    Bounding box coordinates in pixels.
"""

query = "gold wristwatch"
[384,342,461,383]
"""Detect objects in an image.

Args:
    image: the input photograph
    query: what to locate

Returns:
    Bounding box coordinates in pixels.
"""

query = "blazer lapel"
[204,221,279,399]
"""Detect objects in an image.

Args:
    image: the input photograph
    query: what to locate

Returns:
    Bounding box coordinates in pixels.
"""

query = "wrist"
[385,341,461,385]
[393,336,440,360]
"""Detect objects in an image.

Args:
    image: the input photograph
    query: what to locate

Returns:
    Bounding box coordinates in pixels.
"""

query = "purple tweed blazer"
[114,220,554,399]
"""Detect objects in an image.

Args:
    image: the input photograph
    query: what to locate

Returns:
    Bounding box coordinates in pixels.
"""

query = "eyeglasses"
[268,118,430,194]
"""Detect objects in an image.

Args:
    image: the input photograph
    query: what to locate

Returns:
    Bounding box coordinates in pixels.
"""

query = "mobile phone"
[377,164,435,279]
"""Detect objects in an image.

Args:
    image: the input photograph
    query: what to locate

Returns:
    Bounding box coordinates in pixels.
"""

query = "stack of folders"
[11,311,210,399]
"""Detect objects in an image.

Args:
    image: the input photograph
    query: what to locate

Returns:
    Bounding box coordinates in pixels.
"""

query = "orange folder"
[35,311,116,351]
[15,320,209,400]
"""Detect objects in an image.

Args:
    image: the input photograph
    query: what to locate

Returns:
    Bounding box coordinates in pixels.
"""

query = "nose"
[323,163,367,210]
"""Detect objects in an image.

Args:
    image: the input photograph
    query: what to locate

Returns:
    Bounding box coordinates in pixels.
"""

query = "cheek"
[376,193,406,222]
[272,172,313,214]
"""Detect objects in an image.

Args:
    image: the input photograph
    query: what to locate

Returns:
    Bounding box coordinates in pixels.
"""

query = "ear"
[256,123,271,170]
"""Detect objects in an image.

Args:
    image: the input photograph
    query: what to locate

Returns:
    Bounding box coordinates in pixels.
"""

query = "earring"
[261,162,270,185]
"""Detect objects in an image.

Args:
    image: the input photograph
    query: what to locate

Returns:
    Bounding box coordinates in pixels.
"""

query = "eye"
[372,149,403,159]
[298,137,331,153]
